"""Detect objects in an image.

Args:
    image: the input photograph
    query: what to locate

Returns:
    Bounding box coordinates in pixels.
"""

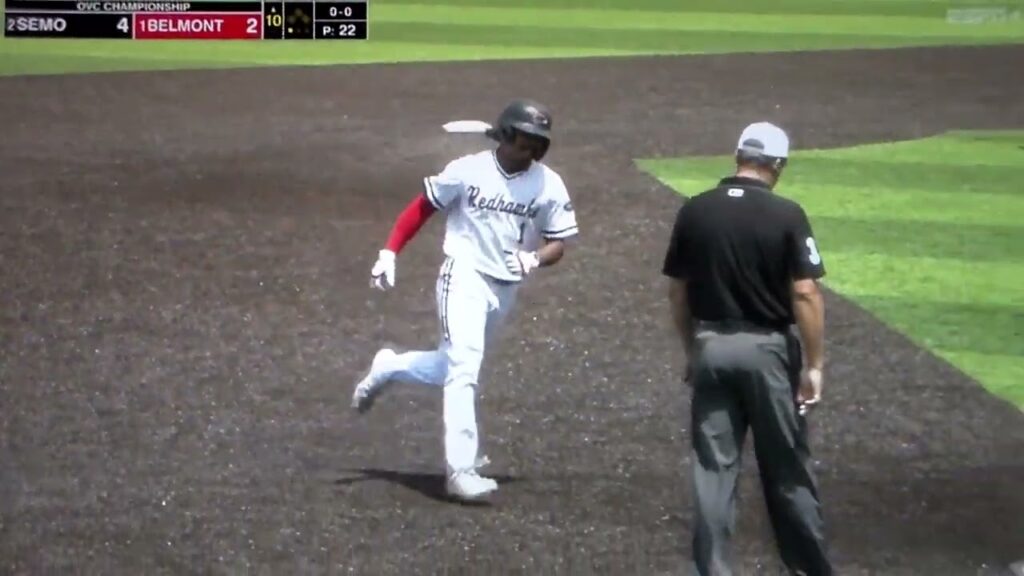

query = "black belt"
[695,319,788,335]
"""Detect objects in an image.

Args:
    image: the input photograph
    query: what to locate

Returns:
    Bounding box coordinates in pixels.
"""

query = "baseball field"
[1,0,1023,574]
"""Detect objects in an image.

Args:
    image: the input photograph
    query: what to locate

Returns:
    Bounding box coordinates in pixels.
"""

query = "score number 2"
[246,16,258,34]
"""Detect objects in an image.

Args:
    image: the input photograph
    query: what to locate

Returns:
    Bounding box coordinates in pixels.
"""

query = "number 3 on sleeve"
[806,237,822,265]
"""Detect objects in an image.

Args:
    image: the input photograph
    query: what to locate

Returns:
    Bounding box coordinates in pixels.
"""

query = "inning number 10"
[265,13,282,27]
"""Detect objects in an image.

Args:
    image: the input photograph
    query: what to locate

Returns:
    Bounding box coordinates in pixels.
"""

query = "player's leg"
[689,330,750,576]
[377,350,447,387]
[744,331,833,575]
[458,280,519,475]
[483,280,518,354]
[350,262,453,413]
[440,260,498,499]
[350,347,447,413]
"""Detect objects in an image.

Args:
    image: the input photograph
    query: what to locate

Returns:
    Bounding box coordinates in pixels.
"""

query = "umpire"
[662,122,833,576]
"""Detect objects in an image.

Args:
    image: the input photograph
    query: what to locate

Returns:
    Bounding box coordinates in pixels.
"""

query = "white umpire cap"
[736,122,790,160]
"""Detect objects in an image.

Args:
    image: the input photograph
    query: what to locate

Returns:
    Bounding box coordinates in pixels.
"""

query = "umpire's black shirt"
[662,175,826,330]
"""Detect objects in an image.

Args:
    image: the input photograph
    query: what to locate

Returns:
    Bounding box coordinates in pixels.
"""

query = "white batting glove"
[504,250,540,277]
[370,249,396,291]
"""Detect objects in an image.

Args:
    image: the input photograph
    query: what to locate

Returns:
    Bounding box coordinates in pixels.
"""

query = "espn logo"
[946,7,1021,23]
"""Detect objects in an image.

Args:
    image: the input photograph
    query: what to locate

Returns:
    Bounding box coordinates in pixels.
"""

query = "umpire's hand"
[797,367,823,416]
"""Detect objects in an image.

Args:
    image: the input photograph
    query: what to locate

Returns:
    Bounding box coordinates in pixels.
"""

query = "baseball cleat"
[445,471,498,501]
[351,348,397,414]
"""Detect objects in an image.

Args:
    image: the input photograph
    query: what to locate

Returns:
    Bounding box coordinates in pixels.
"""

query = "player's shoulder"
[677,186,718,211]
[464,149,495,164]
[535,162,569,197]
[537,161,565,182]
[763,191,808,218]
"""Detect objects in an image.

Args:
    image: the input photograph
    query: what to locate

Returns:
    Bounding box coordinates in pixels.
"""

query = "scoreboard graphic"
[4,0,368,39]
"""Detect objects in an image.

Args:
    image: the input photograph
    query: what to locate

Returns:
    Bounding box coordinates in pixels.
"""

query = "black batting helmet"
[486,98,553,159]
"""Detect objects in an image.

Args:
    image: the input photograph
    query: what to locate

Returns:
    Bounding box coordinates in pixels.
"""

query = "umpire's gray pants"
[688,326,832,576]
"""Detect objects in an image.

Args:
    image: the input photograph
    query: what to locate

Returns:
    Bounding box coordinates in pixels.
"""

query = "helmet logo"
[524,105,550,127]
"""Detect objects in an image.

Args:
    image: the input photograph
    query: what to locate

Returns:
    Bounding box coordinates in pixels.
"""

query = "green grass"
[2,0,1024,75]
[637,130,1024,408]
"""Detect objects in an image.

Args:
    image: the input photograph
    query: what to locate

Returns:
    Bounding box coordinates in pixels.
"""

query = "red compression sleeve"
[384,194,437,253]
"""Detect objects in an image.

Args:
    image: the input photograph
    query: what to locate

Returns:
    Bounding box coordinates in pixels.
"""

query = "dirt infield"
[2,44,1024,575]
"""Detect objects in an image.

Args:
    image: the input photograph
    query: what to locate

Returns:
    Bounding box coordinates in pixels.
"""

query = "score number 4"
[112,16,260,35]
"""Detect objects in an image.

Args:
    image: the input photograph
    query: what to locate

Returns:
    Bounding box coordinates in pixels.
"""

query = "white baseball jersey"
[423,149,578,282]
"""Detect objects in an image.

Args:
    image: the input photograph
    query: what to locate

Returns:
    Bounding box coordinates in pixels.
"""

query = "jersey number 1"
[517,222,526,245]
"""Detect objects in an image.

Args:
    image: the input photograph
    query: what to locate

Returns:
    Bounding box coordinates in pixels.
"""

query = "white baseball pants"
[374,257,518,475]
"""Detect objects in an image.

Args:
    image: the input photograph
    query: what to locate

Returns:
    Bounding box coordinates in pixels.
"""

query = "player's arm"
[505,185,578,277]
[537,219,577,264]
[382,168,461,253]
[667,278,693,356]
[370,166,461,290]
[535,237,566,267]
[792,277,825,413]
[788,205,826,371]
[370,193,437,290]
[505,234,570,277]
[382,194,437,255]
[662,204,694,358]
[787,205,827,411]
[662,201,704,387]
[792,281,824,369]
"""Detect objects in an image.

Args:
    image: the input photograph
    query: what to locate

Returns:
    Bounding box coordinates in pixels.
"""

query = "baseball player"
[350,99,578,501]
